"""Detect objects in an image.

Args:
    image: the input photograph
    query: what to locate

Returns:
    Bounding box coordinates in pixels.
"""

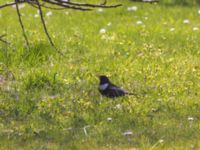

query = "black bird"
[98,75,135,98]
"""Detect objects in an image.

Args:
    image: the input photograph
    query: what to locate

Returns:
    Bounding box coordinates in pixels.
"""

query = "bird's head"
[98,75,110,84]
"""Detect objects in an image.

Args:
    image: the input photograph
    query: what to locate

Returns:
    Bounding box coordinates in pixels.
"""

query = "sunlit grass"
[0,0,200,149]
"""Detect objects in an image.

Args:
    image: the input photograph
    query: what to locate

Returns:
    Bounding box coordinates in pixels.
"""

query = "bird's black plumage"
[98,75,133,98]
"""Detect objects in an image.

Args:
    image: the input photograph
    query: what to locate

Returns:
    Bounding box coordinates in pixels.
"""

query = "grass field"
[0,0,200,149]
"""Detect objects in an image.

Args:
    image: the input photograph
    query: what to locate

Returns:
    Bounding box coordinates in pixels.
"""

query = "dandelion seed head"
[99,28,106,34]
[97,8,103,12]
[107,117,112,122]
[170,28,175,32]
[123,130,133,136]
[136,20,143,25]
[159,139,164,143]
[115,104,122,110]
[127,6,138,11]
[46,11,53,17]
[188,117,194,121]
[183,19,189,24]
[193,27,199,31]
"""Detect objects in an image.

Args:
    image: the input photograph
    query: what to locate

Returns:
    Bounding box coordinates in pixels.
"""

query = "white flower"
[115,104,122,110]
[34,14,39,18]
[123,130,133,136]
[193,27,199,31]
[188,117,194,121]
[136,20,143,25]
[107,117,112,122]
[170,28,175,32]
[159,139,164,143]
[198,10,200,14]
[46,11,53,17]
[183,19,189,24]
[127,6,137,11]
[97,8,103,12]
[99,28,106,34]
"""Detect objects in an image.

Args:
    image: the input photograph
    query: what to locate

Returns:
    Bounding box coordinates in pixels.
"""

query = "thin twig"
[0,1,23,9]
[28,1,65,10]
[15,0,30,47]
[43,0,92,11]
[31,2,67,10]
[35,0,54,46]
[0,0,122,56]
[27,0,39,8]
[27,0,49,9]
[40,4,67,10]
[35,0,65,56]
[55,0,122,8]
[130,0,159,3]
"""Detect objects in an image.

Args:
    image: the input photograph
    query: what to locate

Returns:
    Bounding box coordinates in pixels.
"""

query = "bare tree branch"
[27,0,40,8]
[43,0,92,11]
[15,0,30,47]
[0,2,16,9]
[35,0,54,46]
[40,5,67,10]
[0,0,122,10]
[0,0,122,56]
[35,0,65,56]
[55,0,122,8]
[27,1,65,10]
[130,0,159,3]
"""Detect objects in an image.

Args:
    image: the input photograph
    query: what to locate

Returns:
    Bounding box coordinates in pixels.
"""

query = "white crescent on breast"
[98,83,109,90]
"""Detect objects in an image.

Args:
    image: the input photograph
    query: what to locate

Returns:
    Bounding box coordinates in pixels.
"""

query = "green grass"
[0,0,200,149]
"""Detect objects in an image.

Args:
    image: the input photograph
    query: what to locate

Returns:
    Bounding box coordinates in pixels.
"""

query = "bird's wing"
[109,84,129,94]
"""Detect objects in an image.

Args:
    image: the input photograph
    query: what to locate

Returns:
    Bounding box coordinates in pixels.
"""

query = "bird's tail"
[127,92,139,98]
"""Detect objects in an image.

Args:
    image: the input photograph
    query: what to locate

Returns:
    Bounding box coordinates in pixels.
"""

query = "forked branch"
[130,0,159,3]
[0,0,121,55]
[15,0,30,47]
